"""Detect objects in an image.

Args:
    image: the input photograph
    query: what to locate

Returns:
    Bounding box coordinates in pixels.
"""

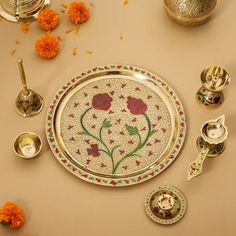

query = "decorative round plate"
[46,65,186,186]
[145,185,187,224]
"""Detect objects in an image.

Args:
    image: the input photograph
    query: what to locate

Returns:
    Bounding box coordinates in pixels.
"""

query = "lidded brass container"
[0,0,50,22]
[163,0,217,26]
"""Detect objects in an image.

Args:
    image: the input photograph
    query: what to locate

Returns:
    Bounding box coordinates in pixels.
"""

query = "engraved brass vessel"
[163,0,217,27]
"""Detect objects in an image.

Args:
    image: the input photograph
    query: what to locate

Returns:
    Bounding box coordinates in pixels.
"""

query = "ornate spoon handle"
[187,146,210,181]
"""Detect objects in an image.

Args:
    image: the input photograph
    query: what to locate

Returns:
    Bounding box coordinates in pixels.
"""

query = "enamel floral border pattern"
[46,65,186,186]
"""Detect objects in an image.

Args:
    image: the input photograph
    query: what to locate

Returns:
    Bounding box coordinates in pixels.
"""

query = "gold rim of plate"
[45,65,187,187]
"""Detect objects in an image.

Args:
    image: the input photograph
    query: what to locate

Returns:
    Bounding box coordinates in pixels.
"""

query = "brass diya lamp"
[0,0,50,22]
[163,0,217,27]
[187,115,228,181]
[15,58,44,117]
[197,66,230,108]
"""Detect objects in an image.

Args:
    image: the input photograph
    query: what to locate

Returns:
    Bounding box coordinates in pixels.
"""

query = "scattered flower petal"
[65,28,74,33]
[15,40,21,44]
[120,32,123,40]
[57,36,62,41]
[11,49,16,55]
[21,23,30,33]
[62,3,69,8]
[75,25,80,34]
[85,50,93,54]
[123,0,128,6]
[72,47,78,56]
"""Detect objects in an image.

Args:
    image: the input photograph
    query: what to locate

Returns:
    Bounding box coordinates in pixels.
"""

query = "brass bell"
[15,58,44,117]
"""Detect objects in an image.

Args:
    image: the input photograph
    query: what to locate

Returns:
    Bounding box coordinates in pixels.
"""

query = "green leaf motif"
[78,131,87,135]
[126,125,139,136]
[150,129,157,137]
[102,119,112,128]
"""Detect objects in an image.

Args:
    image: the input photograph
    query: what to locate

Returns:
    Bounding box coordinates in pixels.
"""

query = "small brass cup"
[13,132,42,159]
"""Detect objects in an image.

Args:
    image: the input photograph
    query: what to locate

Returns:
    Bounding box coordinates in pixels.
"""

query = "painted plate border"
[45,65,186,186]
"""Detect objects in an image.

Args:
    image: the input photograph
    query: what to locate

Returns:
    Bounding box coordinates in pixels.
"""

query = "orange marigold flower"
[0,202,25,229]
[35,34,60,59]
[37,8,60,31]
[67,1,89,24]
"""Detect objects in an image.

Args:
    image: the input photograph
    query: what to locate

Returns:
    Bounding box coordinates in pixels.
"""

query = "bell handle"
[17,58,29,95]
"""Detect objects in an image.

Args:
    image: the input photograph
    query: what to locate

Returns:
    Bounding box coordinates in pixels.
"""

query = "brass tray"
[46,65,186,186]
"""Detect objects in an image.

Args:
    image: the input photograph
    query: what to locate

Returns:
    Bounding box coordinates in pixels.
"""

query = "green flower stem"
[99,126,111,155]
[98,149,110,156]
[79,107,116,172]
[112,113,153,174]
[138,113,152,149]
[80,107,100,142]
[99,125,115,171]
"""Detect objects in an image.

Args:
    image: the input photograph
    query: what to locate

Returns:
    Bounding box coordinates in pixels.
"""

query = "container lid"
[145,185,187,225]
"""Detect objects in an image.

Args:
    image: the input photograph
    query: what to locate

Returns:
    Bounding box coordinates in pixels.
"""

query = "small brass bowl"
[13,132,42,159]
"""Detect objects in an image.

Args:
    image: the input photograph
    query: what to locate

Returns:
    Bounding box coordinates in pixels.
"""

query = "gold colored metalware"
[0,0,50,23]
[187,115,228,181]
[163,0,217,27]
[145,185,187,224]
[197,66,230,108]
[45,65,186,187]
[13,132,42,159]
[15,58,44,117]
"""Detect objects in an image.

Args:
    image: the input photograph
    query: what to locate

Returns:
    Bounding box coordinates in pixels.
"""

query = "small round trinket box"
[13,132,42,159]
[145,185,187,225]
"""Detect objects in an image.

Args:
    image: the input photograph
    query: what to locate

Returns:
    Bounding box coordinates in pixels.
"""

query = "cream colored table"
[0,0,236,235]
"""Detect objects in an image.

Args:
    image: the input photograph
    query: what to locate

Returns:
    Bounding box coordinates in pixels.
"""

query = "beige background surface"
[0,0,236,235]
